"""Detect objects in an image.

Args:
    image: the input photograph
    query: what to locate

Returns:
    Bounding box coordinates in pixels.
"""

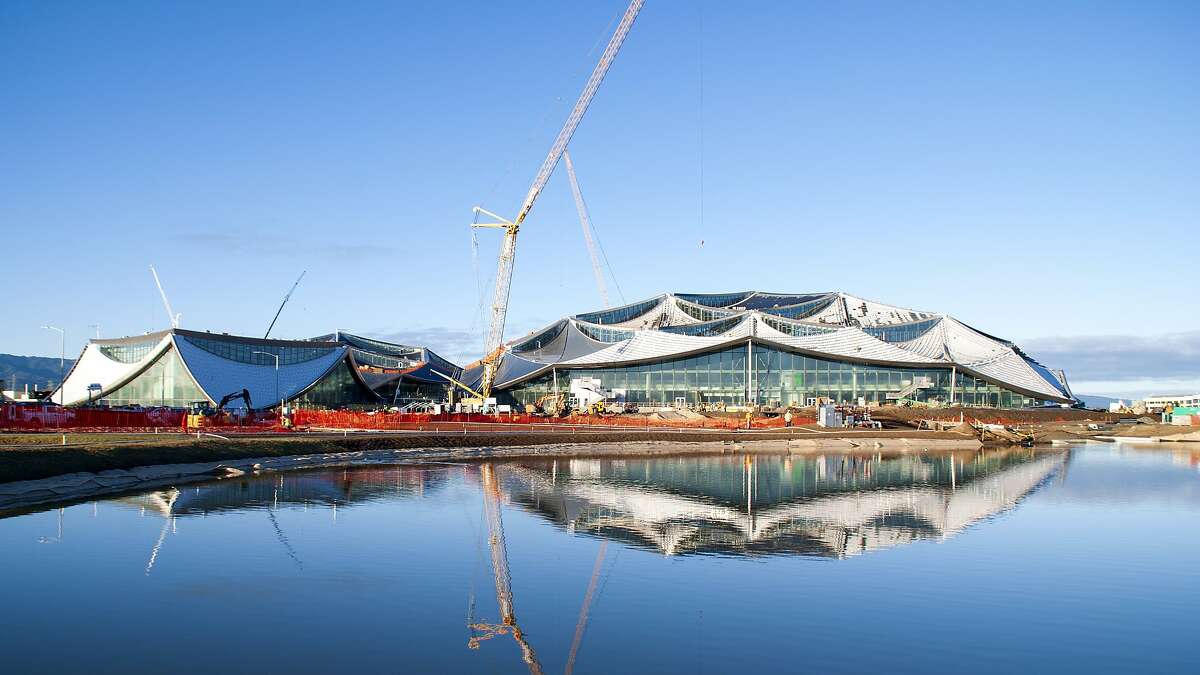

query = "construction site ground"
[1,425,977,484]
[2,405,1194,486]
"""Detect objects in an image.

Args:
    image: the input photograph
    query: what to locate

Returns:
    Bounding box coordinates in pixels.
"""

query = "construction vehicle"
[186,389,253,428]
[527,392,567,417]
[465,0,644,403]
[586,400,615,417]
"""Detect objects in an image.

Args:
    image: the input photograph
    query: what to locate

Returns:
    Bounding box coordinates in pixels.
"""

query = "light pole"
[89,324,100,339]
[41,325,64,404]
[252,351,282,413]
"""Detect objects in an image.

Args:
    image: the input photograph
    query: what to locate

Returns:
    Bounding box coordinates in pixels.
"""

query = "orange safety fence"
[0,403,282,433]
[291,409,815,431]
[1,403,186,431]
[2,403,814,433]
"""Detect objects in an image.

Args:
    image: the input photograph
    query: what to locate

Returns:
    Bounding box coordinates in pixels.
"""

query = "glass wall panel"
[503,342,1052,409]
[101,347,206,408]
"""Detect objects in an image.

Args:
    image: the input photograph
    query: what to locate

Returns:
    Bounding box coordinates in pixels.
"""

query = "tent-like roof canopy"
[462,291,1074,403]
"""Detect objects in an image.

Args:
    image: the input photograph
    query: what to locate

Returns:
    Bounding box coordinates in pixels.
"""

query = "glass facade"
[661,316,744,336]
[513,321,567,353]
[576,297,660,325]
[675,291,753,307]
[738,293,826,310]
[297,360,378,408]
[676,299,737,322]
[100,347,207,408]
[758,296,834,319]
[760,315,837,337]
[576,322,635,343]
[861,318,941,343]
[349,347,421,370]
[99,341,158,364]
[182,335,334,366]
[506,343,1048,409]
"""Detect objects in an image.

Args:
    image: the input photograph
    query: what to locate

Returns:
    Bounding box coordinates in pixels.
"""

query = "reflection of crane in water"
[467,464,543,675]
[564,540,607,675]
[469,463,613,675]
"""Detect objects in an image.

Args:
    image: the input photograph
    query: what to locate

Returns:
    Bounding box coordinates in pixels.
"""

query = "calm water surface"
[2,444,1198,674]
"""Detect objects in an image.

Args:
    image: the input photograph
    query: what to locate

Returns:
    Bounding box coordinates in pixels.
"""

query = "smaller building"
[53,328,460,410]
[1141,394,1200,414]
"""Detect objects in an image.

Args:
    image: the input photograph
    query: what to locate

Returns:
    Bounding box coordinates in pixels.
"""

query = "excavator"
[527,393,566,417]
[186,389,253,429]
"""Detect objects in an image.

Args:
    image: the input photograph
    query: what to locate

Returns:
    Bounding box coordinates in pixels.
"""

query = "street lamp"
[41,325,64,404]
[252,351,282,414]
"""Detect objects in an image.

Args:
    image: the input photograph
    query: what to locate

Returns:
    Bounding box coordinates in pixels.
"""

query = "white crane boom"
[264,270,306,338]
[563,150,610,308]
[474,0,644,397]
[149,265,179,328]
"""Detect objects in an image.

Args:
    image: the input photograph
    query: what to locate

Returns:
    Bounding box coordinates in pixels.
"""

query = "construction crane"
[264,270,306,338]
[471,0,644,399]
[563,149,610,308]
[467,464,543,675]
[149,264,180,328]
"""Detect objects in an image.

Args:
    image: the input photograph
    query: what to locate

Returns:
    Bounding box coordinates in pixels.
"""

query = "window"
[99,341,158,363]
[576,297,661,325]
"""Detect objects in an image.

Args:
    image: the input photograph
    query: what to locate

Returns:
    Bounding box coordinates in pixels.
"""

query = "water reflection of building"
[117,465,450,517]
[495,450,1067,558]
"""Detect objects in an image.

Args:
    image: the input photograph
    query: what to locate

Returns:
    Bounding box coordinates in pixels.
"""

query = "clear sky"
[2,1,1197,398]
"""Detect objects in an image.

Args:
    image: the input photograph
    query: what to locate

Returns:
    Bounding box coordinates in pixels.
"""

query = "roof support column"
[746,339,754,407]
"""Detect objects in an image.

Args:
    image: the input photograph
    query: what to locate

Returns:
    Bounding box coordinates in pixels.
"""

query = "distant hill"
[0,353,76,392]
[1075,394,1122,410]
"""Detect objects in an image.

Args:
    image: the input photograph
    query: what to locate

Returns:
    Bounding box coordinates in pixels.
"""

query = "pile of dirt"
[1031,429,1088,443]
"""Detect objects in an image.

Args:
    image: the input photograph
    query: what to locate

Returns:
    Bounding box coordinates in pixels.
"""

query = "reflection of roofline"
[500,452,1067,558]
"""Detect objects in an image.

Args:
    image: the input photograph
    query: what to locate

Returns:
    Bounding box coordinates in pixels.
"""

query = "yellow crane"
[467,464,543,674]
[470,0,644,399]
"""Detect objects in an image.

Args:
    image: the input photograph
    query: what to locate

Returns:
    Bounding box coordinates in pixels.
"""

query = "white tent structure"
[464,291,1075,408]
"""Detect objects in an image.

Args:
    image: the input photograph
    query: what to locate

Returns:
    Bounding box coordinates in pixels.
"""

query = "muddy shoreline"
[0,431,998,513]
[0,428,985,484]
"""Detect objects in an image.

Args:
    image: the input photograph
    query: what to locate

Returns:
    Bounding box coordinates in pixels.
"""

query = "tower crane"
[470,0,644,399]
[563,149,610,308]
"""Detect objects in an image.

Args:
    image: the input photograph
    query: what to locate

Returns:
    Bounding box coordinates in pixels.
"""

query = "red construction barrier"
[1,403,186,431]
[290,409,815,431]
[1,403,814,433]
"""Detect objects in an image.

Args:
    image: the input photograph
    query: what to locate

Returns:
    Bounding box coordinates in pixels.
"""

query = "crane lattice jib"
[564,150,610,308]
[482,0,645,380]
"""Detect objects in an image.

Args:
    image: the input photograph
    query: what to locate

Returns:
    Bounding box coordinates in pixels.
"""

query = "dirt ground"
[0,426,974,484]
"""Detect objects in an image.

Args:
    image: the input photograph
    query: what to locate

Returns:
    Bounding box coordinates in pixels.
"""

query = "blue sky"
[2,1,1197,397]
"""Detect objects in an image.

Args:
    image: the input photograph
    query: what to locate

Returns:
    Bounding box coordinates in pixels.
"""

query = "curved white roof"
[54,329,376,409]
[483,291,1072,401]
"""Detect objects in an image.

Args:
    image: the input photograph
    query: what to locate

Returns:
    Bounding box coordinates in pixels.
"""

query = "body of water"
[1,443,1197,674]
